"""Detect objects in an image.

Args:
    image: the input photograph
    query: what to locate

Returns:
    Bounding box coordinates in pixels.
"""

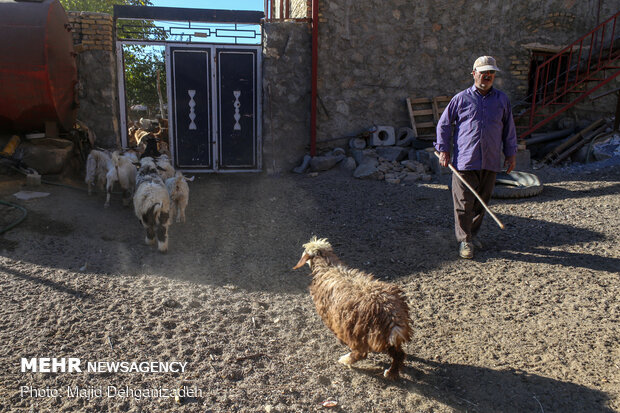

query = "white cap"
[473,56,500,72]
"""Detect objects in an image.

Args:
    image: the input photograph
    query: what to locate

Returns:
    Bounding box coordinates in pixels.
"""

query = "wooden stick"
[434,151,505,230]
[405,97,419,138]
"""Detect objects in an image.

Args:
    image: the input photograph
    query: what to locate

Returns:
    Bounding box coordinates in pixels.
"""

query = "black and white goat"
[133,157,172,253]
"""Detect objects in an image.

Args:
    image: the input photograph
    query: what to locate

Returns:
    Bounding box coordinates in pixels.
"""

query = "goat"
[293,237,412,380]
[154,154,175,180]
[133,157,172,253]
[127,124,139,148]
[104,151,137,208]
[84,149,111,196]
[165,171,190,223]
[139,135,160,160]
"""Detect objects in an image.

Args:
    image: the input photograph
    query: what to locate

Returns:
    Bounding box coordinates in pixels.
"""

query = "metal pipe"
[529,64,540,130]
[525,128,574,145]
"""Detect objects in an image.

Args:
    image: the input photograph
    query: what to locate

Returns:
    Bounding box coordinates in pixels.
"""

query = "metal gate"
[167,44,261,172]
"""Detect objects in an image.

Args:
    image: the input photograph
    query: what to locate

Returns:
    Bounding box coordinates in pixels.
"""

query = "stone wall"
[67,11,119,148]
[315,0,619,142]
[62,2,618,171]
[262,22,312,173]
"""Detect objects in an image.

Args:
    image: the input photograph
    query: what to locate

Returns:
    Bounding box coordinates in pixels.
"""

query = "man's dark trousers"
[452,169,497,242]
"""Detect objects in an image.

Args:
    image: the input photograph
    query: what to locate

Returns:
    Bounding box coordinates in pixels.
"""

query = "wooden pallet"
[406,96,452,140]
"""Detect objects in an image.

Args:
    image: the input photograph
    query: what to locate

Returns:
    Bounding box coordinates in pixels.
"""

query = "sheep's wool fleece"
[133,181,171,224]
[303,237,332,256]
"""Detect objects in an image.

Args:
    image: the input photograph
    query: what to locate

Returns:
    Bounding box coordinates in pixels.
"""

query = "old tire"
[492,171,543,199]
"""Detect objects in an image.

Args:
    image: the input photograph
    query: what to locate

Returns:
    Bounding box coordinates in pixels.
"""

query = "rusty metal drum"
[0,0,77,132]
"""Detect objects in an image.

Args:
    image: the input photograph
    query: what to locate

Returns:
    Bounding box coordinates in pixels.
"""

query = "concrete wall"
[315,0,619,141]
[67,12,119,149]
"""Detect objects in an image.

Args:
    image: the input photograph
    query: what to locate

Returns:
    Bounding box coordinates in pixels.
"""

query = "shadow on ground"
[0,168,617,292]
[354,356,613,413]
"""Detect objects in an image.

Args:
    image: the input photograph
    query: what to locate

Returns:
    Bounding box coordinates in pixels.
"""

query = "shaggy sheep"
[154,154,175,180]
[293,237,412,380]
[120,149,140,164]
[165,171,190,223]
[84,149,111,196]
[104,151,137,208]
[133,157,172,253]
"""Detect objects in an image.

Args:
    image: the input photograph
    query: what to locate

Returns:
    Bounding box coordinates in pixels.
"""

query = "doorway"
[168,44,261,171]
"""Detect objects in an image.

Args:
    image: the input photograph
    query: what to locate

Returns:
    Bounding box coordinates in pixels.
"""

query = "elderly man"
[435,56,517,259]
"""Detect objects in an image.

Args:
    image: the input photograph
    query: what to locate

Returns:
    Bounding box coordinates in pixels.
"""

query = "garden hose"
[0,200,27,235]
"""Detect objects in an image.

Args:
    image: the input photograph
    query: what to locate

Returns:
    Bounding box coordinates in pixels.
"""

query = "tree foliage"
[59,0,152,14]
[59,0,167,120]
[123,46,166,119]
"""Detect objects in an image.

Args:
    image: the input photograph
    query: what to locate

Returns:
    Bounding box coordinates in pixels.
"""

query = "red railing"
[518,10,620,139]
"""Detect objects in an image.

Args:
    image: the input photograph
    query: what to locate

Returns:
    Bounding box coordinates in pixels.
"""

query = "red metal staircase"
[516,11,620,140]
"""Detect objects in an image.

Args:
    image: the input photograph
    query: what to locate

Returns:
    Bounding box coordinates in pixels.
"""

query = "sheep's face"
[292,237,333,271]
[293,251,315,270]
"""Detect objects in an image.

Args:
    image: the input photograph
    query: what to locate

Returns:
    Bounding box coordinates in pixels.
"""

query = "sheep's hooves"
[383,369,400,380]
[338,353,354,366]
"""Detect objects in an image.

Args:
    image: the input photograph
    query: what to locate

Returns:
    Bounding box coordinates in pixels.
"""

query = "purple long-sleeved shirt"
[434,85,518,172]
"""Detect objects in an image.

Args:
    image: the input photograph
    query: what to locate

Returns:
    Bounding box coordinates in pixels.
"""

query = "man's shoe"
[459,241,474,259]
[472,237,483,250]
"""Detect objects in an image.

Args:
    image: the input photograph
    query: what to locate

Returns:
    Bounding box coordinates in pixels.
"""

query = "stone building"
[66,1,619,172]
[312,1,616,142]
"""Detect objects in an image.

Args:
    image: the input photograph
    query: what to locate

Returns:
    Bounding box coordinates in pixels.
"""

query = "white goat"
[84,149,111,196]
[133,157,172,253]
[165,172,190,223]
[104,151,137,208]
[154,154,175,181]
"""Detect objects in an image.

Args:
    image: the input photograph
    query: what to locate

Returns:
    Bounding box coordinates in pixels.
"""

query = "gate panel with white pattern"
[168,44,261,172]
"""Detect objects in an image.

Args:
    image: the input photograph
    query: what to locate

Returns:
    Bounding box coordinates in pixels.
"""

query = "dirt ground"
[0,162,618,413]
